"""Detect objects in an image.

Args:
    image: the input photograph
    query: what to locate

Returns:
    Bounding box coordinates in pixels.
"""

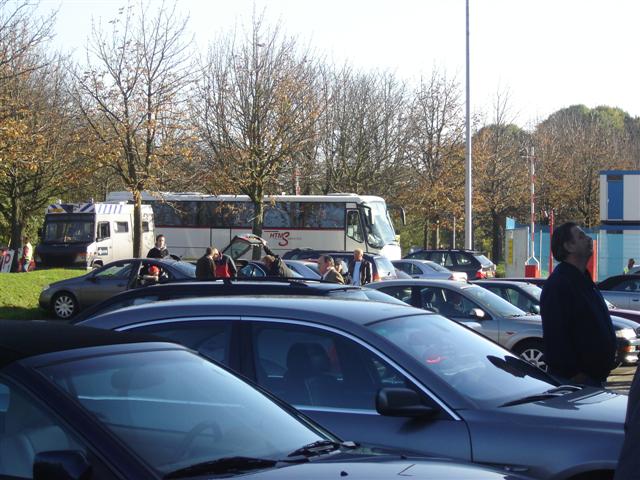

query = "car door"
[246,319,471,460]
[78,260,138,306]
[602,278,640,310]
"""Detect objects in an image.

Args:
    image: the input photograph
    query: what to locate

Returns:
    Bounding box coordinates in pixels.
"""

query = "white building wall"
[624,174,640,222]
[600,174,608,222]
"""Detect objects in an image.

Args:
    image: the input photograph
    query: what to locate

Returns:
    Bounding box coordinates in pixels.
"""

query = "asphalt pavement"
[607,365,636,394]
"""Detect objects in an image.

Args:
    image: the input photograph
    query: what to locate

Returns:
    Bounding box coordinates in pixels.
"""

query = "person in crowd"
[614,367,640,478]
[20,237,33,272]
[540,222,616,387]
[318,255,344,284]
[347,248,372,286]
[212,247,237,278]
[261,240,295,278]
[147,234,169,259]
[624,258,635,274]
[195,247,216,280]
[141,265,161,286]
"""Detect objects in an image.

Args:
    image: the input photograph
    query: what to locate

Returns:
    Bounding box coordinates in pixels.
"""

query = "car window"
[504,287,535,313]
[239,264,266,278]
[376,286,413,305]
[424,261,449,273]
[132,321,232,364]
[168,261,197,277]
[0,377,112,479]
[612,279,640,292]
[393,262,412,275]
[475,254,494,267]
[418,287,481,318]
[461,285,526,317]
[431,252,454,267]
[94,261,134,279]
[252,322,410,410]
[407,251,430,260]
[374,257,395,278]
[454,252,472,266]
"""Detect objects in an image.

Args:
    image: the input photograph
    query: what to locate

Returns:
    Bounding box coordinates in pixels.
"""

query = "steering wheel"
[177,421,222,460]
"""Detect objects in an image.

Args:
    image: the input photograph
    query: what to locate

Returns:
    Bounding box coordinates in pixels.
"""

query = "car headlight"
[616,328,636,340]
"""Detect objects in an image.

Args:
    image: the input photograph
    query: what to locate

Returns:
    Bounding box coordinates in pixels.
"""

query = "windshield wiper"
[287,440,343,458]
[164,456,278,479]
[500,385,584,407]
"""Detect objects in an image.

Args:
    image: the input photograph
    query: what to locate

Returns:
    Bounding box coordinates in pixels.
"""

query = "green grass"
[0,269,85,320]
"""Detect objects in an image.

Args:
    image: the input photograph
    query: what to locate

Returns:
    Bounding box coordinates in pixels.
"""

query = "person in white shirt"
[347,248,372,285]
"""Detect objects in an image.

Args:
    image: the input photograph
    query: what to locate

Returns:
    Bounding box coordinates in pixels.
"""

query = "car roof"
[0,320,167,368]
[80,296,427,330]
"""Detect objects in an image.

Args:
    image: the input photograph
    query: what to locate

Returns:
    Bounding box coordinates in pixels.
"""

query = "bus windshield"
[44,220,94,243]
[364,201,396,248]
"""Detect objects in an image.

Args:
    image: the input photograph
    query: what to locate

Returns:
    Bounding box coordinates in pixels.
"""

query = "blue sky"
[38,0,640,126]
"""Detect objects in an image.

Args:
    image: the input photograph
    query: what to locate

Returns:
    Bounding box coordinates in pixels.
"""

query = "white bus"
[105,192,403,260]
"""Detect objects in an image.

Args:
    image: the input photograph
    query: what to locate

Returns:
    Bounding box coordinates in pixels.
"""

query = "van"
[36,202,155,268]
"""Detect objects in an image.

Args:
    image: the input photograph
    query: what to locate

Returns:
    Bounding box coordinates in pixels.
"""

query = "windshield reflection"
[44,220,94,243]
[364,201,396,248]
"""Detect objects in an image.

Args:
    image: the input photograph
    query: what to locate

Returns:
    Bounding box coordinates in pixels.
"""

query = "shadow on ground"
[0,307,50,320]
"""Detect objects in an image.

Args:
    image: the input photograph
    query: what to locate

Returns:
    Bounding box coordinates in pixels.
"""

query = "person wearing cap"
[141,265,161,286]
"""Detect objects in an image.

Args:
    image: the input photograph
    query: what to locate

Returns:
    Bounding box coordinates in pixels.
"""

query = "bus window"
[346,210,363,242]
[264,203,292,228]
[292,202,345,229]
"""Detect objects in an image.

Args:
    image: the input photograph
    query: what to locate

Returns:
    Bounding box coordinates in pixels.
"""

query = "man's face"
[156,237,165,248]
[354,250,363,261]
[318,258,328,274]
[568,226,593,259]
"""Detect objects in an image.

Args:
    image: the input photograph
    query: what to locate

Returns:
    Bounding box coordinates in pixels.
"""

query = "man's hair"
[354,248,363,256]
[205,247,213,255]
[262,255,275,265]
[156,234,165,241]
[551,222,578,262]
[319,255,334,266]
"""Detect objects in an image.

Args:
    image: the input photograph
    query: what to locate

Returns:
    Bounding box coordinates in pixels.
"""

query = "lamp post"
[464,0,473,250]
[523,146,540,277]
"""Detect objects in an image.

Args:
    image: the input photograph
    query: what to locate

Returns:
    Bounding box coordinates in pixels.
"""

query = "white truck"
[36,202,155,269]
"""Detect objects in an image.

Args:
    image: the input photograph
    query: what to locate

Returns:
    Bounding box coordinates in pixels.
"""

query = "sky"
[36,0,640,127]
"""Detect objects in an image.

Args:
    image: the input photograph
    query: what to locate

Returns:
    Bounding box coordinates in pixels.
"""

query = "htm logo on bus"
[266,231,290,247]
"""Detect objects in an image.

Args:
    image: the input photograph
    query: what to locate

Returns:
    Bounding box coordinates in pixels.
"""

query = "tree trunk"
[490,211,502,263]
[9,197,24,272]
[132,189,143,258]
[252,200,264,260]
[423,220,430,249]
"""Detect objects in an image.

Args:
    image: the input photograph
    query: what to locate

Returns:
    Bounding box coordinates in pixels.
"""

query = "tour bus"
[105,191,403,260]
[36,202,155,269]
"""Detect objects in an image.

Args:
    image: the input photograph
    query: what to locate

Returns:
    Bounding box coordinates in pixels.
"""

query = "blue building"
[598,170,640,279]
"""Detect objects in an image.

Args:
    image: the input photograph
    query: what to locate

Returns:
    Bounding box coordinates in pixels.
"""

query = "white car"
[393,259,467,281]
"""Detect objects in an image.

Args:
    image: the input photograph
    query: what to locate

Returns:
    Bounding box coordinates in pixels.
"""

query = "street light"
[464,0,473,250]
[522,146,540,277]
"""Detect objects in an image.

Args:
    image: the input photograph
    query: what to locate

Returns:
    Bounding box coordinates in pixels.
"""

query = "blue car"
[79,296,628,479]
[0,320,523,479]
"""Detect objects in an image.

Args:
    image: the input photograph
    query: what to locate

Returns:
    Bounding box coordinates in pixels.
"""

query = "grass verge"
[0,269,85,320]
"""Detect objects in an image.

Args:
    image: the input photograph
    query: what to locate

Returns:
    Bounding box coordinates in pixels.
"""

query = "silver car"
[599,274,640,310]
[393,259,468,281]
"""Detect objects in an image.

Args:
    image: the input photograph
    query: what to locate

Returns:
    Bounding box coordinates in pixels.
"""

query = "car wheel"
[514,340,547,371]
[51,292,78,320]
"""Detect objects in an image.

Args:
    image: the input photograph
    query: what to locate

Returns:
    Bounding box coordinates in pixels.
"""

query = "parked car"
[2,320,524,480]
[283,249,398,281]
[71,279,408,323]
[484,277,547,288]
[78,296,627,479]
[599,274,640,311]
[393,259,468,281]
[473,279,640,366]
[404,249,496,279]
[38,257,196,319]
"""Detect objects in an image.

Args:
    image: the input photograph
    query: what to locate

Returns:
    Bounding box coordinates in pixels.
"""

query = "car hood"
[246,457,524,479]
[48,272,91,288]
[463,388,626,476]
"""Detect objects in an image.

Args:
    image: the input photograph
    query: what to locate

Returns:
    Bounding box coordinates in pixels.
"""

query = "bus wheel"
[52,292,78,320]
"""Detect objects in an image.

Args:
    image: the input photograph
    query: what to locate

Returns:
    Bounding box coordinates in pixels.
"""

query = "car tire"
[51,292,78,320]
[514,340,547,371]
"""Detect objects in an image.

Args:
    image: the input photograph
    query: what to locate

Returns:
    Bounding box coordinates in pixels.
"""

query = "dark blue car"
[80,296,627,479]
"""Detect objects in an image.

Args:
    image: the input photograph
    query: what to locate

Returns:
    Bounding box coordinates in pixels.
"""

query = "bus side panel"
[261,229,353,256]
[157,227,212,260]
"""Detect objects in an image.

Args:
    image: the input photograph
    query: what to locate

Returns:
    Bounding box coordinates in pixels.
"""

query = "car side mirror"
[34,450,92,480]
[376,387,438,418]
[469,308,486,319]
[531,304,540,314]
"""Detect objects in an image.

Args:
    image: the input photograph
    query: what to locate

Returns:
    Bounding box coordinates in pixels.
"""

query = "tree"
[192,16,321,250]
[75,2,193,257]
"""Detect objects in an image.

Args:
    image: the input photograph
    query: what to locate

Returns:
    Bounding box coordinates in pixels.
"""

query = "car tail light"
[373,272,380,281]
[475,269,486,279]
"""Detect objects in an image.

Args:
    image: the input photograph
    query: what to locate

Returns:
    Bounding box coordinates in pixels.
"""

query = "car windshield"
[327,288,407,305]
[368,314,556,407]
[423,261,449,273]
[44,219,94,243]
[169,261,197,277]
[363,201,396,248]
[375,257,396,278]
[461,285,528,317]
[475,254,494,267]
[39,349,326,475]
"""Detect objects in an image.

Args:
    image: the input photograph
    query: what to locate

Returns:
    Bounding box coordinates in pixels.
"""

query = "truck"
[36,202,155,269]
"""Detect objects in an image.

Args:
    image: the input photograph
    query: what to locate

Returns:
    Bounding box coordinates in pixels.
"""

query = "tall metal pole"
[464,0,473,250]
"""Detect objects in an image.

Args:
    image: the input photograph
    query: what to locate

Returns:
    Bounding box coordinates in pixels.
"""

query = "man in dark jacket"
[147,234,169,259]
[540,222,616,387]
[195,247,215,280]
[347,248,372,285]
[261,240,295,278]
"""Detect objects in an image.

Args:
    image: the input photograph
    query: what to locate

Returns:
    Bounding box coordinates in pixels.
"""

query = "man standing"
[147,234,169,259]
[318,255,344,284]
[260,240,295,278]
[20,237,33,272]
[195,247,216,280]
[540,222,616,387]
[347,248,372,286]
[624,258,635,274]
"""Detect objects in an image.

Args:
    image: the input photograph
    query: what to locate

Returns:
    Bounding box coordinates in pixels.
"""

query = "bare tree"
[74,2,193,256]
[192,15,321,247]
